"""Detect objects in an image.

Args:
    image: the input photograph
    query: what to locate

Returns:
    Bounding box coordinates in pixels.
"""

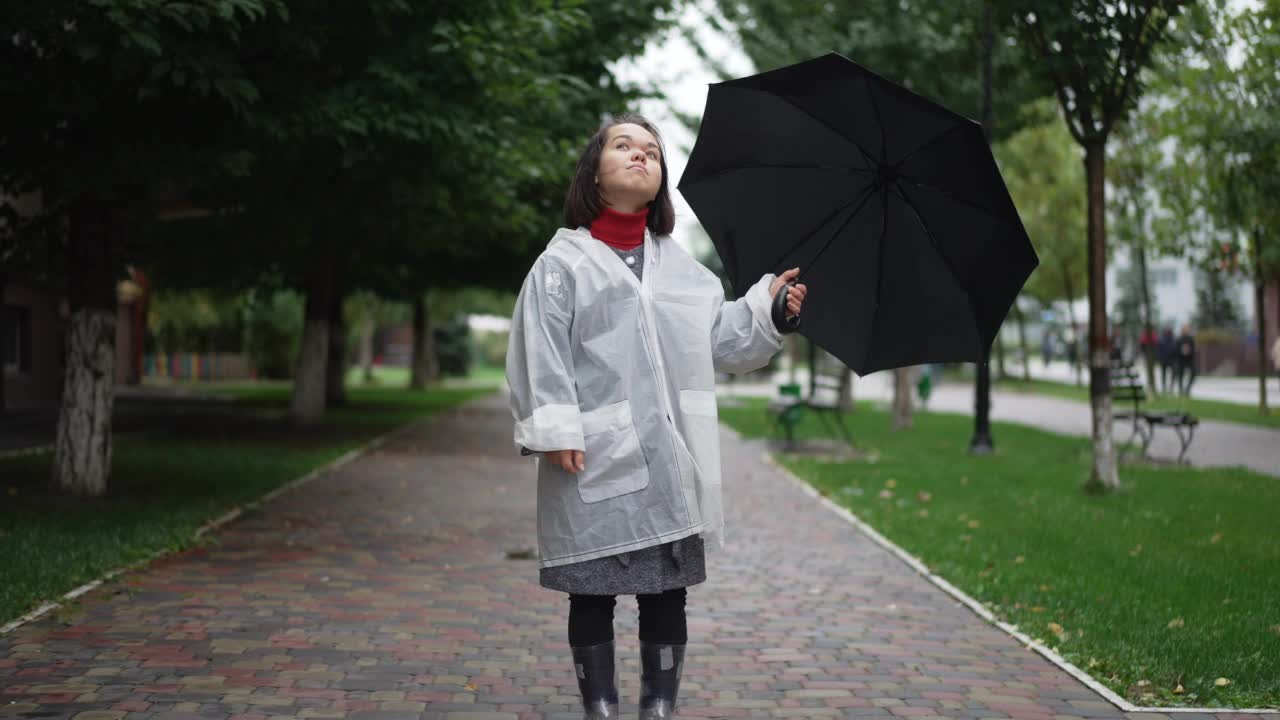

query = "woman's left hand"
[769,267,807,317]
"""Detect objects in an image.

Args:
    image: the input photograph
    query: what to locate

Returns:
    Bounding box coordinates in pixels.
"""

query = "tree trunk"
[1136,222,1157,395]
[891,366,913,430]
[1016,301,1031,381]
[969,0,996,453]
[288,242,337,426]
[324,256,348,408]
[409,293,437,390]
[359,313,375,383]
[51,205,118,496]
[839,366,854,413]
[1254,228,1269,415]
[1083,142,1118,492]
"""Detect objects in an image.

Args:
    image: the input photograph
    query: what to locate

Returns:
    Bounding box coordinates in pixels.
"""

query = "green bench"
[765,350,853,450]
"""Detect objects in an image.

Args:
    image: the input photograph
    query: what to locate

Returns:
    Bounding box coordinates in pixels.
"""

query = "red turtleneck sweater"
[590,206,648,250]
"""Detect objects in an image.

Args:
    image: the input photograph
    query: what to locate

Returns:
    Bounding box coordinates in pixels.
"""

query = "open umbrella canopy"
[678,52,1038,375]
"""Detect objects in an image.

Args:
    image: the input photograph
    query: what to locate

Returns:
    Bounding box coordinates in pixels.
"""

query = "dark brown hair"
[563,112,676,235]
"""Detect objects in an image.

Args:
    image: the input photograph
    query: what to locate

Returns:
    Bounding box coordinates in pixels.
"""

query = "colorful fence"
[143,352,252,381]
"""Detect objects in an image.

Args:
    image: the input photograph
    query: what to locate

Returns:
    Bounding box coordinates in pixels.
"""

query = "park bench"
[1111,358,1199,463]
[765,344,853,451]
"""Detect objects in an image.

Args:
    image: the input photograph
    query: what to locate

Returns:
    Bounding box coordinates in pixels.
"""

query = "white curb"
[758,448,1280,715]
[0,413,433,637]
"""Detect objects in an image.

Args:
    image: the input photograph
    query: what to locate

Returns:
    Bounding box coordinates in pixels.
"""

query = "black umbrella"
[678,52,1038,375]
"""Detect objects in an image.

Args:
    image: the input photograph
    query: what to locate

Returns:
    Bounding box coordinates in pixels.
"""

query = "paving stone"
[1,392,1261,720]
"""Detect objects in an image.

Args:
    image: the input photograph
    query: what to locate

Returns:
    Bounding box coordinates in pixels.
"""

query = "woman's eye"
[647,152,658,159]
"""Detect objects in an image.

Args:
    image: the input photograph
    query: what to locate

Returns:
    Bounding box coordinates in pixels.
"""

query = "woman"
[505,112,806,719]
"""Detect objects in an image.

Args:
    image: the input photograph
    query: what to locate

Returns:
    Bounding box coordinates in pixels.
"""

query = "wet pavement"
[1,390,1268,719]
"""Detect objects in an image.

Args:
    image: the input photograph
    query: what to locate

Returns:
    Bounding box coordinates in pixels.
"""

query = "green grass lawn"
[995,376,1280,430]
[720,397,1280,709]
[0,378,499,626]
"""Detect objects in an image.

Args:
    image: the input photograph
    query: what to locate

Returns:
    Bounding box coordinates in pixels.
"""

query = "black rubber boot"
[570,639,620,719]
[638,641,685,719]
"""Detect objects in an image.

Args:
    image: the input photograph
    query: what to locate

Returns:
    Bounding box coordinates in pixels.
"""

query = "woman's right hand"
[545,449,585,473]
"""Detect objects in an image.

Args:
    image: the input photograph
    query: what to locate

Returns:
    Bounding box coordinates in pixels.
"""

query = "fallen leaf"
[1167,617,1184,629]
[916,491,932,502]
[916,509,929,518]
[1038,584,1051,591]
[959,534,973,543]
[1214,677,1230,687]
[1014,555,1025,564]
[878,489,894,499]
[1269,624,1280,636]
[1047,622,1068,641]
[967,519,981,529]
[1030,606,1046,613]
[1129,544,1143,557]
[1209,532,1222,544]
[1174,684,1185,694]
[885,478,897,488]
[960,476,969,485]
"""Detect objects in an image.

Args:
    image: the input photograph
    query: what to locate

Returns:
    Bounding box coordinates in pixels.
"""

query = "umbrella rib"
[794,184,877,279]
[859,191,890,373]
[750,87,879,168]
[890,183,982,340]
[890,121,969,172]
[763,184,874,277]
[896,177,1020,233]
[685,163,873,185]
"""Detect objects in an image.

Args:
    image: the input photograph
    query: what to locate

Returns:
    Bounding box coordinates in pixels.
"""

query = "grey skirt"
[540,534,706,595]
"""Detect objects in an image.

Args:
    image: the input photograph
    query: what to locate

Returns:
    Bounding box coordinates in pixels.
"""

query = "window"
[2,305,30,374]
[1150,268,1178,286]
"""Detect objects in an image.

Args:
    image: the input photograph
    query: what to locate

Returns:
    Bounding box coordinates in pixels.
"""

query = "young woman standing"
[506,113,806,719]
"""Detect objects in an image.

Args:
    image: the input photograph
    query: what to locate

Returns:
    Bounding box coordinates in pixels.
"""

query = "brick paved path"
[0,391,1261,719]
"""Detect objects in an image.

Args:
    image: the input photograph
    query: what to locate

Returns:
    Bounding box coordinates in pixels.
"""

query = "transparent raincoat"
[506,226,784,569]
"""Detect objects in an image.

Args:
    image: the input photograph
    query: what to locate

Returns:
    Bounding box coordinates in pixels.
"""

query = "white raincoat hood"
[506,225,784,569]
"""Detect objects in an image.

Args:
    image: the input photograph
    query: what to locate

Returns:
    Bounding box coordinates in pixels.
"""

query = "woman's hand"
[545,449,585,473]
[769,267,807,317]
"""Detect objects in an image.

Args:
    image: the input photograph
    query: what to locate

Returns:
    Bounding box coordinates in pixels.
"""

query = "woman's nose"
[631,150,646,163]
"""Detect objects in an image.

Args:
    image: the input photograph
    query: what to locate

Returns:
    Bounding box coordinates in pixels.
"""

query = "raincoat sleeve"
[710,272,785,375]
[505,254,585,454]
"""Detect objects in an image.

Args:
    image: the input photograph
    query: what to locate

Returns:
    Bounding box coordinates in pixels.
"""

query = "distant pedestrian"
[1041,331,1055,367]
[1175,324,1197,397]
[1157,327,1176,394]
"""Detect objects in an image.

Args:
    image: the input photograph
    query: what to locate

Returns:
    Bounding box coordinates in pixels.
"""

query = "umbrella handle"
[771,282,801,335]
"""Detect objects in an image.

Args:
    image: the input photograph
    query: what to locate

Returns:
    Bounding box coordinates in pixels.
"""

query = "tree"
[1153,0,1280,414]
[1006,0,1190,491]
[1109,110,1167,391]
[1192,263,1244,333]
[1,0,287,495]
[994,103,1088,381]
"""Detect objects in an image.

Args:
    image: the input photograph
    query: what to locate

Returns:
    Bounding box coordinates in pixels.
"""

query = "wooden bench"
[1111,359,1199,463]
[766,344,853,450]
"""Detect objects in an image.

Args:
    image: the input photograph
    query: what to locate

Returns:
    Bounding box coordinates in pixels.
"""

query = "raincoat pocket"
[678,389,722,486]
[576,399,650,504]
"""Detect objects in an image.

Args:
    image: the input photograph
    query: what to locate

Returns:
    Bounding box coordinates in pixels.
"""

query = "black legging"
[568,588,687,647]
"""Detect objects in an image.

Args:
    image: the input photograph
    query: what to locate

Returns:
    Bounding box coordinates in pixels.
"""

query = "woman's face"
[597,122,663,212]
